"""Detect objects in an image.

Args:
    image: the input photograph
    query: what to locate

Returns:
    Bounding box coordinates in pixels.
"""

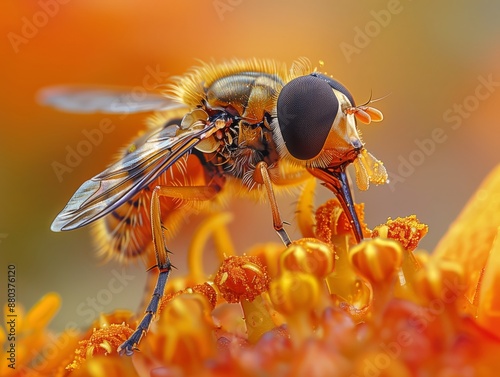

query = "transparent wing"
[51,123,213,231]
[37,85,186,114]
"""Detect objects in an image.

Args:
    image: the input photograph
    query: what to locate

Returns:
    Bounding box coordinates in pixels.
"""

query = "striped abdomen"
[91,150,223,265]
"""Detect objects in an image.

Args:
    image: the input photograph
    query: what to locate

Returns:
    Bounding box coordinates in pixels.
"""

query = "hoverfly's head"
[275,72,382,169]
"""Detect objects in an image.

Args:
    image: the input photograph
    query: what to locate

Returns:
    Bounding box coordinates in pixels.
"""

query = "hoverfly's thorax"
[190,67,287,184]
[205,72,282,124]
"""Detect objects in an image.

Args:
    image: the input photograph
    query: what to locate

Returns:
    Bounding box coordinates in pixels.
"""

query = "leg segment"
[118,185,218,355]
[256,161,292,246]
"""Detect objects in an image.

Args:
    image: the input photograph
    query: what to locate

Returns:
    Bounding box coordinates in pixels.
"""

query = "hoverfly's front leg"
[255,161,292,247]
[118,185,219,356]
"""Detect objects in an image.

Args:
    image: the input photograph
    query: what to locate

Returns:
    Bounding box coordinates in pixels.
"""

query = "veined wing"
[38,85,186,114]
[51,123,215,231]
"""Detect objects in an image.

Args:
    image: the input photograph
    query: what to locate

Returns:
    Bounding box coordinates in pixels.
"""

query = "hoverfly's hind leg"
[255,161,292,247]
[118,185,219,356]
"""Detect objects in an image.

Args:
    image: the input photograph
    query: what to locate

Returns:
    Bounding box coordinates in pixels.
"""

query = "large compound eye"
[277,75,339,160]
[311,72,355,107]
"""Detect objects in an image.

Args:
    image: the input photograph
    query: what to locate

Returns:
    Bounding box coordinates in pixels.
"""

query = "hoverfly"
[42,58,387,355]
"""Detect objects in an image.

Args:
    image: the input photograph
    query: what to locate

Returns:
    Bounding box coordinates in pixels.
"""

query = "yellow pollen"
[242,263,264,276]
[219,272,228,285]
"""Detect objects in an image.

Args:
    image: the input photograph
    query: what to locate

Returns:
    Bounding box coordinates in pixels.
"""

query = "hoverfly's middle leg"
[255,161,292,247]
[118,185,219,356]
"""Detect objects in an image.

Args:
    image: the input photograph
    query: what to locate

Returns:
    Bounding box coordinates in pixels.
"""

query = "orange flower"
[16,164,500,376]
[433,164,500,336]
[0,293,80,377]
[66,322,134,372]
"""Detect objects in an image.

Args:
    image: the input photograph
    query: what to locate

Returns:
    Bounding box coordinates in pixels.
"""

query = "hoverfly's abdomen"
[205,72,282,124]
[91,149,224,265]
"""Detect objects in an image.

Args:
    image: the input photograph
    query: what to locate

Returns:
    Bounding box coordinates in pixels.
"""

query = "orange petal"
[349,238,403,284]
[433,164,500,305]
[24,293,61,332]
[477,227,500,336]
[279,238,334,278]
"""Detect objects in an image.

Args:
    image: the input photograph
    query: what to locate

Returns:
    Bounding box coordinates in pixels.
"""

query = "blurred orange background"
[1,0,499,331]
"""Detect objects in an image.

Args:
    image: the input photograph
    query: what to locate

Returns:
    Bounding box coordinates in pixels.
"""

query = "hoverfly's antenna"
[359,90,374,107]
[345,91,391,125]
[359,91,392,106]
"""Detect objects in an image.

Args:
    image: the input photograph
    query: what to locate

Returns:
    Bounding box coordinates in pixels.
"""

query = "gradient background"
[1,0,499,332]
